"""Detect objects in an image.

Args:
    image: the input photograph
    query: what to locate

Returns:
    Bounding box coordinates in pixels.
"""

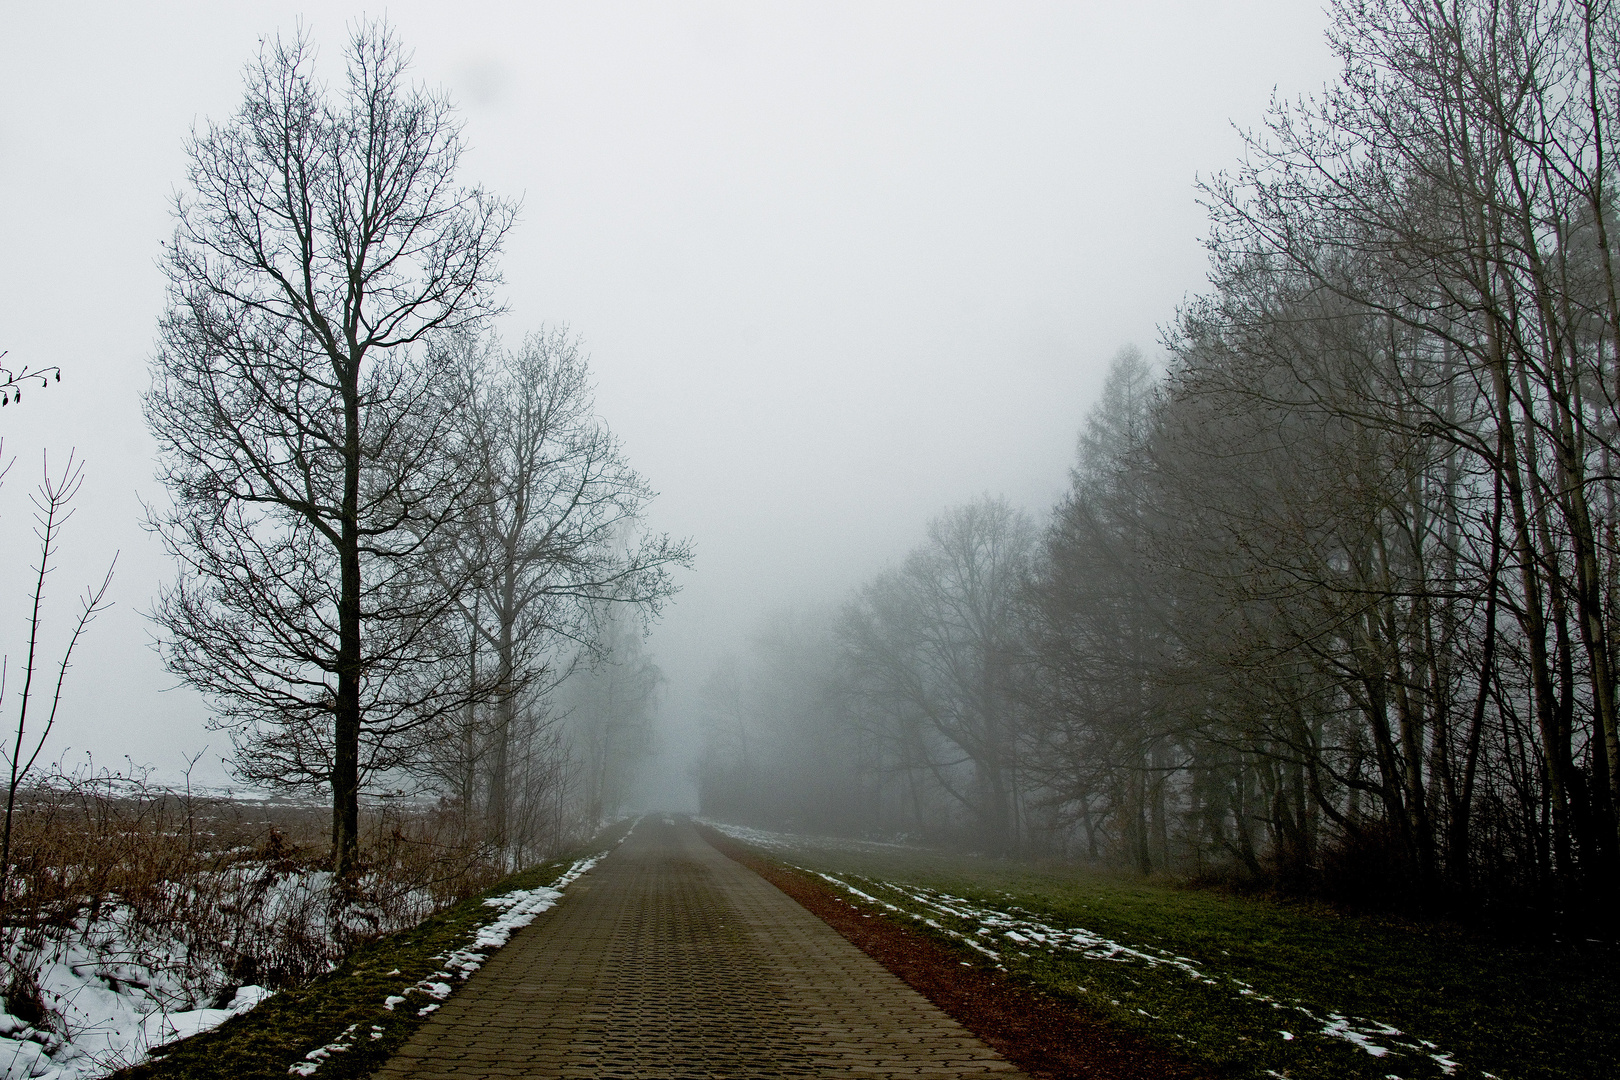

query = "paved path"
[372,816,1029,1078]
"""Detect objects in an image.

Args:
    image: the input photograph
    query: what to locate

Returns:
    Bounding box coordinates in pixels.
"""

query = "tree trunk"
[334,370,363,879]
[1486,323,1574,884]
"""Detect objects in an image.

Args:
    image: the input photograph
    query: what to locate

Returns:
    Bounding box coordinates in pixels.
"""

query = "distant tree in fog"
[841,496,1036,849]
[695,611,858,830]
[696,656,752,817]
[558,608,662,825]
[425,328,688,843]
[1021,346,1180,871]
[144,23,514,876]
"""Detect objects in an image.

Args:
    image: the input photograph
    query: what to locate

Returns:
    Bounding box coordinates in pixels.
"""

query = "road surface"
[371,816,1029,1078]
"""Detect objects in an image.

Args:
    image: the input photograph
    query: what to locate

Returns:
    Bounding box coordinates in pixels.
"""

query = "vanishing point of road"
[371,816,1030,1078]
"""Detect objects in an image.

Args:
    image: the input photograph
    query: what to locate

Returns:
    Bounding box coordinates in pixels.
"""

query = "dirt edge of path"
[696,824,1211,1080]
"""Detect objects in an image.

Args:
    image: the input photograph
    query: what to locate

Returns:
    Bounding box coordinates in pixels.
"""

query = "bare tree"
[428,329,689,844]
[841,496,1036,849]
[559,607,662,826]
[1,451,115,909]
[1022,348,1181,873]
[693,609,865,832]
[0,353,59,410]
[1190,0,1620,891]
[144,22,515,875]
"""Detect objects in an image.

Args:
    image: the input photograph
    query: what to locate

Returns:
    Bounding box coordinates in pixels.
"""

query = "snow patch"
[0,901,274,1080]
[3,856,603,1080]
[803,865,1478,1079]
[290,854,603,1077]
[700,819,930,858]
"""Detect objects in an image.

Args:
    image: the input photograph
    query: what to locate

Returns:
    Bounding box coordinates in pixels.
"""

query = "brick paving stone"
[369,817,1029,1078]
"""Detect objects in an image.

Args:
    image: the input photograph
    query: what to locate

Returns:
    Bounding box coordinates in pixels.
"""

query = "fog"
[0,2,1336,801]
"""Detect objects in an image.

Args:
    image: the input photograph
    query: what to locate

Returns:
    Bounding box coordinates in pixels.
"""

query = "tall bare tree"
[841,496,1036,849]
[145,23,515,875]
[1022,347,1179,872]
[431,329,689,844]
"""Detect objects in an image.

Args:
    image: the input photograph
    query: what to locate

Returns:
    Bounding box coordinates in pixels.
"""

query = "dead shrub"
[0,765,540,995]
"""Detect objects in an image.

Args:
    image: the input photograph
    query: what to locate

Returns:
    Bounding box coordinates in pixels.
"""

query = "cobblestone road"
[371,816,1028,1078]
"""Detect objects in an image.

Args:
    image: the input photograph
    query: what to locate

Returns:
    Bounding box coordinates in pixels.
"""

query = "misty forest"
[2,3,1619,1080]
[704,0,1620,914]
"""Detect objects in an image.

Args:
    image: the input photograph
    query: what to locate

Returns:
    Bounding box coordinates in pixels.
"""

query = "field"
[0,776,590,1079]
[10,797,1609,1080]
[708,823,1618,1080]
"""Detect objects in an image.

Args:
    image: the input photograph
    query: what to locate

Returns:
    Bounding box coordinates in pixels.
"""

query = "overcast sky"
[0,1,1338,801]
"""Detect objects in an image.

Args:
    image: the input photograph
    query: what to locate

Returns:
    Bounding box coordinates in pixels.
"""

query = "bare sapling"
[0,450,116,910]
[0,350,60,409]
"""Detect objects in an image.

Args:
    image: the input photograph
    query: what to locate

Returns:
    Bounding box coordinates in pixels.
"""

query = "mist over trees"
[696,610,854,831]
[558,608,663,826]
[696,0,1620,915]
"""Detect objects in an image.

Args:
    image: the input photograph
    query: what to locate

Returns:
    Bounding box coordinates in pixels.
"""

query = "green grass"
[739,835,1617,1080]
[117,821,632,1080]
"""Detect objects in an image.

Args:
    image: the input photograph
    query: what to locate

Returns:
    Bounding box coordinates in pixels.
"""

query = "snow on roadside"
[1,902,273,1080]
[287,854,603,1077]
[828,873,1492,1079]
[704,821,1489,1080]
[1,856,425,1080]
[2,854,600,1080]
[697,819,929,859]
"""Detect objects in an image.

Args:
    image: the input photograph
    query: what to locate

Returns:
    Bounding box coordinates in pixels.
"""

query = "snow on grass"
[1,862,438,1080]
[1,902,272,1080]
[816,868,1489,1080]
[704,822,1491,1080]
[698,819,930,859]
[1,855,428,1080]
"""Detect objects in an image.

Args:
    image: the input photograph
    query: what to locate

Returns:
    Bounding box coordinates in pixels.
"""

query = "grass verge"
[709,826,1617,1080]
[700,825,1207,1080]
[115,820,632,1080]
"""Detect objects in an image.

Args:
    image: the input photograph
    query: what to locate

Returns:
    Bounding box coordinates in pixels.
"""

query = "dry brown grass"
[0,768,577,1031]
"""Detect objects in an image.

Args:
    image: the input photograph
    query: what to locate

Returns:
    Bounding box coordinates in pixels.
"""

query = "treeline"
[699,0,1620,911]
[141,24,686,875]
